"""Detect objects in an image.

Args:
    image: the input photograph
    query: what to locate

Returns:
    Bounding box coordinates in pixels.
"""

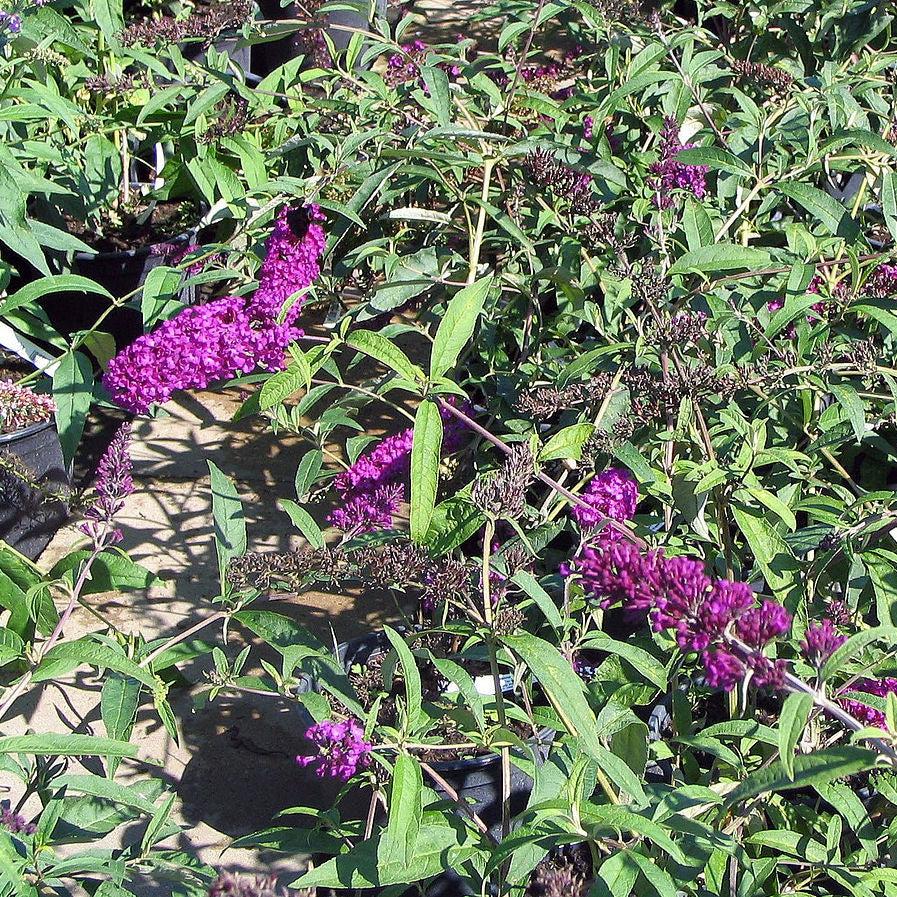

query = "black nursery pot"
[0,421,69,560]
[41,236,191,351]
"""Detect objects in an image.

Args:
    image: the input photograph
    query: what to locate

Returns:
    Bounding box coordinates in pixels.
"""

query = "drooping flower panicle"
[104,205,325,413]
[565,529,791,691]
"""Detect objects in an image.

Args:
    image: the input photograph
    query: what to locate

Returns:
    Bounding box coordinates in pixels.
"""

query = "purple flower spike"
[648,116,708,209]
[297,719,372,781]
[80,423,134,543]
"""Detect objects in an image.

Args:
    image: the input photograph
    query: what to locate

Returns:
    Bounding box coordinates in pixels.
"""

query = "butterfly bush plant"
[216,0,897,892]
[5,0,897,894]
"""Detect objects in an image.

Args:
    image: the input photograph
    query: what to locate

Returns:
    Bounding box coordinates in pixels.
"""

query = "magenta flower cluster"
[566,531,792,690]
[296,719,372,780]
[840,678,897,728]
[572,467,638,528]
[0,10,20,30]
[649,117,708,209]
[327,404,468,534]
[767,264,897,329]
[801,619,845,666]
[104,205,325,413]
[0,379,55,434]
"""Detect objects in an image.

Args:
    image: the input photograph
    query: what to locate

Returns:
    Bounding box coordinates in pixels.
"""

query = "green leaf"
[377,753,423,872]
[430,277,492,378]
[725,746,878,806]
[668,245,772,277]
[140,792,177,853]
[732,504,799,594]
[292,823,468,888]
[742,486,797,532]
[580,803,683,861]
[383,626,423,729]
[49,550,156,595]
[208,461,246,586]
[591,743,647,806]
[0,626,23,666]
[778,181,861,241]
[675,146,753,177]
[829,383,866,443]
[0,734,145,759]
[294,449,324,501]
[370,247,438,312]
[883,171,897,244]
[682,198,714,250]
[420,66,450,125]
[511,570,562,630]
[346,330,425,383]
[52,773,158,814]
[0,274,112,318]
[428,656,485,730]
[501,633,602,758]
[101,673,141,742]
[580,632,667,690]
[33,638,158,688]
[259,354,311,409]
[778,692,813,779]
[821,625,897,680]
[325,162,401,258]
[410,400,443,544]
[52,351,93,469]
[539,423,594,462]
[278,499,325,548]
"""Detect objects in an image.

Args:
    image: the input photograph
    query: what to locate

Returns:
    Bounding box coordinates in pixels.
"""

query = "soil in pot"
[0,421,69,560]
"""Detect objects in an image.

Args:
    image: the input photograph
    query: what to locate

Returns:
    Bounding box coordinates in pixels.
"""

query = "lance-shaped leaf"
[410,400,443,543]
[430,276,492,378]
